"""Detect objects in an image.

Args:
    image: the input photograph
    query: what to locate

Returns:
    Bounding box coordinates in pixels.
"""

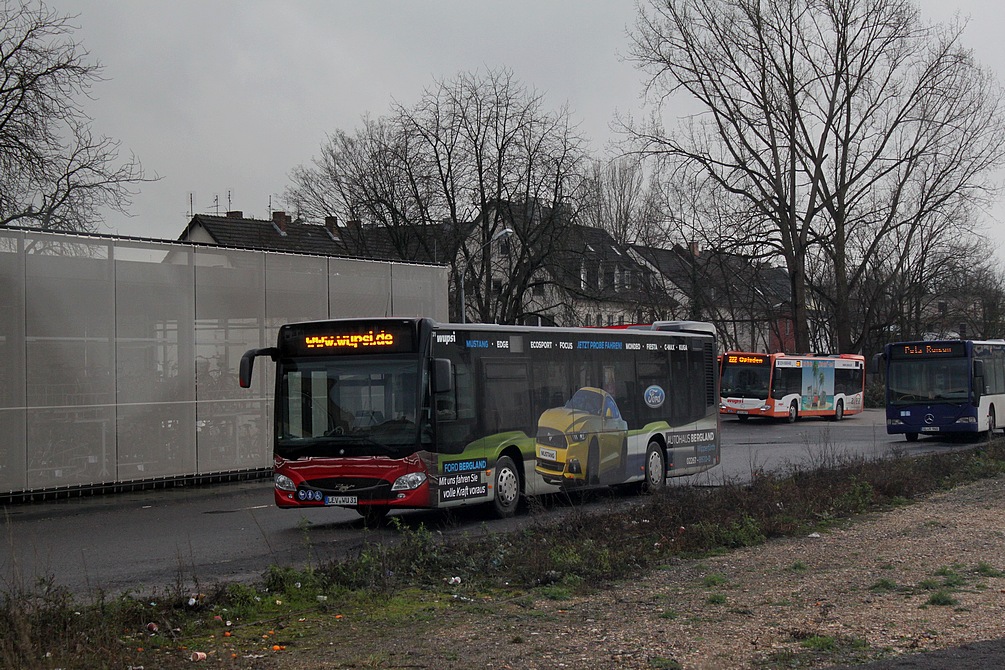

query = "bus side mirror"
[239,347,279,388]
[974,360,985,398]
[433,358,453,394]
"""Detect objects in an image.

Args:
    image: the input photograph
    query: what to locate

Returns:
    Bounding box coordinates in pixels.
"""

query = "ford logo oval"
[644,385,666,409]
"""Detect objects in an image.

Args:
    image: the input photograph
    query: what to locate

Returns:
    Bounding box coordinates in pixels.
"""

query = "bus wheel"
[642,441,666,494]
[492,455,521,519]
[833,400,844,422]
[906,433,919,442]
[586,438,600,485]
[988,407,996,437]
[737,415,749,422]
[787,402,798,423]
[358,505,389,527]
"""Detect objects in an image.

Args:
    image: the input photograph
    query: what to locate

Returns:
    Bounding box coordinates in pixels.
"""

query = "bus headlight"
[275,474,296,492]
[391,472,427,491]
[956,416,977,424]
[760,404,771,412]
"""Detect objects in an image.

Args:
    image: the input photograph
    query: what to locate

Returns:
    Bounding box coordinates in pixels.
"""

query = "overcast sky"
[56,0,1005,247]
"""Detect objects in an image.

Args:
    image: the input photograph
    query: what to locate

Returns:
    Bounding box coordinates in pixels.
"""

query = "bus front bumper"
[886,415,980,435]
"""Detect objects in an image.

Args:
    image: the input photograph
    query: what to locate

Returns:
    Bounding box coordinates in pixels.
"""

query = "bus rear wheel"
[492,455,521,519]
[642,441,666,494]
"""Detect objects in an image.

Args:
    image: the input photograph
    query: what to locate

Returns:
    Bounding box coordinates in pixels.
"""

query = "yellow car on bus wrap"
[535,387,628,486]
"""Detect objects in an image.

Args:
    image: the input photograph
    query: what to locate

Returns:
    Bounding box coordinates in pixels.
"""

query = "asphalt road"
[0,408,975,599]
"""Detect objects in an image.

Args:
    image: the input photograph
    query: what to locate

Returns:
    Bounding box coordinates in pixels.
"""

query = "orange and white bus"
[719,352,866,422]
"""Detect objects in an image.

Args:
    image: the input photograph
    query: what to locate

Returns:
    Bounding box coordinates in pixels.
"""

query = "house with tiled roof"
[179,211,348,256]
[179,211,469,265]
[533,223,672,327]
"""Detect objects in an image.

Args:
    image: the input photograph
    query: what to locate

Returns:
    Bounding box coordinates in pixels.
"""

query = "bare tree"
[579,156,666,246]
[629,0,1005,353]
[289,68,589,324]
[0,1,146,232]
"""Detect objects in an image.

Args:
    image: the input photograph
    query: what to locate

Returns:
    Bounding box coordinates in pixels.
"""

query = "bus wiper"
[277,435,402,458]
[311,434,405,457]
[275,438,325,458]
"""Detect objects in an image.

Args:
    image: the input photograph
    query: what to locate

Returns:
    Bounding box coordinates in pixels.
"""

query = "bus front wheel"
[906,433,919,442]
[787,402,798,423]
[833,400,844,422]
[642,441,666,494]
[492,455,521,519]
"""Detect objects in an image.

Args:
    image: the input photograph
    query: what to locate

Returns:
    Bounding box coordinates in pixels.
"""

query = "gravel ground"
[272,476,1005,669]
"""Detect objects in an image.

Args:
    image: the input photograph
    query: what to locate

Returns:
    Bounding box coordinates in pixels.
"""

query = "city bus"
[239,317,720,524]
[881,339,1005,441]
[719,352,866,422]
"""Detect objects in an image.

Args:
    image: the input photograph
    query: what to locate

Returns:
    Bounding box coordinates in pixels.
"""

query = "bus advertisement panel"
[240,318,721,524]
[720,352,865,422]
[883,340,1005,441]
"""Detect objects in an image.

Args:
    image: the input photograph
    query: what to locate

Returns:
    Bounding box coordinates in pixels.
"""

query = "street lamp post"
[458,227,514,324]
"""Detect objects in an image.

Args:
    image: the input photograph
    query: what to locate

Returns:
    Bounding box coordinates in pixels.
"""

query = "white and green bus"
[240,318,721,524]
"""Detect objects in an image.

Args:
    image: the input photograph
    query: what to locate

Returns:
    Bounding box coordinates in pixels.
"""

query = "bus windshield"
[720,361,771,400]
[276,357,426,458]
[888,356,970,405]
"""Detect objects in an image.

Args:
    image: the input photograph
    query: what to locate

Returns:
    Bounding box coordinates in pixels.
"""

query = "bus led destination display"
[890,342,965,358]
[280,320,417,356]
[726,354,767,365]
[305,331,396,350]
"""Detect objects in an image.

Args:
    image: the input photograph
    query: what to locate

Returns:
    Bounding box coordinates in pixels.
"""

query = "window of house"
[492,279,503,296]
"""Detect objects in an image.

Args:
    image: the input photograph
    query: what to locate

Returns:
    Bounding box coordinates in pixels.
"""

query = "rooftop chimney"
[324,216,339,236]
[225,210,243,219]
[272,210,291,233]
